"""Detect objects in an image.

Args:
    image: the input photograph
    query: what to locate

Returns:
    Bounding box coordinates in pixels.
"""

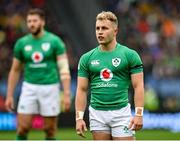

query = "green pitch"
[0,128,180,140]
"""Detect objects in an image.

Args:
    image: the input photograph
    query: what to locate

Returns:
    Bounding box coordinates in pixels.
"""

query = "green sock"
[16,134,27,140]
[45,137,56,140]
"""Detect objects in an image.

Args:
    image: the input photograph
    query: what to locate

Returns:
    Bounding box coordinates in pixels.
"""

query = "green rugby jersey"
[78,43,143,110]
[14,30,65,84]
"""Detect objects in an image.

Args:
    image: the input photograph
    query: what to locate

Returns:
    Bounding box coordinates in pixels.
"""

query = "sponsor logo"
[112,58,121,67]
[100,68,113,82]
[24,45,32,51]
[31,51,43,63]
[96,82,118,88]
[41,42,50,51]
[91,60,100,65]
[29,63,47,68]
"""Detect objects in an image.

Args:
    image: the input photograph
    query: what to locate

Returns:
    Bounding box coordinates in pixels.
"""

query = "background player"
[5,8,71,140]
[75,11,144,140]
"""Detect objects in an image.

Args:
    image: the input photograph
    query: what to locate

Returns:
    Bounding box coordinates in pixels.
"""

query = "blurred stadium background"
[0,0,180,140]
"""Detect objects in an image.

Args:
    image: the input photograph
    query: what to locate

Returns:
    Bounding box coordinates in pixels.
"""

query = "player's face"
[27,14,45,36]
[96,20,117,45]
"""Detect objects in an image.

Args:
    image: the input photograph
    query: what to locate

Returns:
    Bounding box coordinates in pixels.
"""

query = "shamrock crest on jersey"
[100,68,113,82]
[112,58,121,67]
[31,51,43,63]
[41,42,50,51]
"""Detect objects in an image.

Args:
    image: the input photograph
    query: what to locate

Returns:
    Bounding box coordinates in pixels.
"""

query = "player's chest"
[88,54,128,73]
[22,42,53,62]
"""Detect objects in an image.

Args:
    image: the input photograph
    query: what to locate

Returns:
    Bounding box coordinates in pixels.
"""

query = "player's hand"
[128,116,143,131]
[63,92,71,112]
[5,96,14,112]
[76,119,87,138]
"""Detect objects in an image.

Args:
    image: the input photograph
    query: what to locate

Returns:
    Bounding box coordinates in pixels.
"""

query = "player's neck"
[100,39,117,52]
[32,29,44,39]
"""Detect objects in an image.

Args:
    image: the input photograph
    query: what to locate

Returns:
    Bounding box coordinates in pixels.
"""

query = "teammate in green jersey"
[75,11,144,140]
[5,8,71,140]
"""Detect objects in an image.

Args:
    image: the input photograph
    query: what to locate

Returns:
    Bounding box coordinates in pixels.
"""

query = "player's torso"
[19,32,60,84]
[88,45,131,84]
[86,44,131,110]
[22,37,55,67]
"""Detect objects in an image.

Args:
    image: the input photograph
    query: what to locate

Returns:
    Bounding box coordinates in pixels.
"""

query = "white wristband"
[135,107,144,116]
[76,111,84,121]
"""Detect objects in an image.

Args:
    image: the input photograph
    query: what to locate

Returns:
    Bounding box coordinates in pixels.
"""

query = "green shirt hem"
[24,80,59,85]
[90,102,128,111]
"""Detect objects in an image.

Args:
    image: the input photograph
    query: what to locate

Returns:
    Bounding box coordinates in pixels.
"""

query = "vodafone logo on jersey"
[100,68,113,82]
[31,51,43,63]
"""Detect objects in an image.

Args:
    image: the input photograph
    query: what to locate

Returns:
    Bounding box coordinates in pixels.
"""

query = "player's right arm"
[75,76,89,138]
[75,52,90,138]
[5,58,23,112]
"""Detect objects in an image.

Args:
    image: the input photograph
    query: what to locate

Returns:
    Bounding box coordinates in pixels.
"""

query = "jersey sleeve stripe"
[130,64,143,69]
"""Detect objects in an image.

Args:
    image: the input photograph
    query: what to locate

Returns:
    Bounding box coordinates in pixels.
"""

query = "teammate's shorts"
[89,104,135,137]
[17,81,60,116]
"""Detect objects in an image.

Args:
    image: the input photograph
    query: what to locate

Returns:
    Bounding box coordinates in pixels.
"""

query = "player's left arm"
[57,53,71,112]
[129,72,144,131]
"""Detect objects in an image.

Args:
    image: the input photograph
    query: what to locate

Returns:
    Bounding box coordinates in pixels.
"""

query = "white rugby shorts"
[89,104,135,137]
[17,81,60,116]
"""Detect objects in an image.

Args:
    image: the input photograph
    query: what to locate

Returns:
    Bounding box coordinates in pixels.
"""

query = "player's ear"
[114,27,118,36]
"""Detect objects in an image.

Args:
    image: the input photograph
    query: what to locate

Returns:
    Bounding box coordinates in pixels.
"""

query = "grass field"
[0,128,180,140]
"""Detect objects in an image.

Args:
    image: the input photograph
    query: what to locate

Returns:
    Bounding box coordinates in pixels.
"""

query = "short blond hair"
[96,11,118,26]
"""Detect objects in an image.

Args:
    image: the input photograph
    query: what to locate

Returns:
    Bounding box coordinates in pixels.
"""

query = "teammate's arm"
[5,58,23,112]
[75,77,89,138]
[129,72,144,131]
[57,53,71,112]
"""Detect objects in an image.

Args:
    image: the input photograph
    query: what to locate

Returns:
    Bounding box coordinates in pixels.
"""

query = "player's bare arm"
[5,58,23,112]
[75,77,88,138]
[129,72,144,131]
[57,53,71,112]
